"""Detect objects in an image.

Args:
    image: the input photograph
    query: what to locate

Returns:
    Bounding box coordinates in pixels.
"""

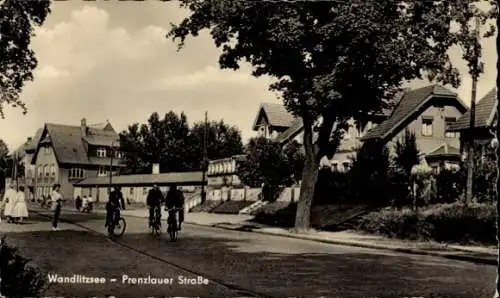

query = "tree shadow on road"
[115,229,496,298]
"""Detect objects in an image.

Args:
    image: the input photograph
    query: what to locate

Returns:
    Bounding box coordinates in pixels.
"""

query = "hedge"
[356,203,497,245]
[0,236,45,297]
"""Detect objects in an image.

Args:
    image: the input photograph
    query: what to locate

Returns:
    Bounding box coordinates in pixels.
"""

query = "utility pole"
[201,111,208,204]
[108,140,115,194]
[465,16,481,203]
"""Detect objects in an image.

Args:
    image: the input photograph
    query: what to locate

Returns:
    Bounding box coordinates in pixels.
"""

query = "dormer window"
[97,147,107,158]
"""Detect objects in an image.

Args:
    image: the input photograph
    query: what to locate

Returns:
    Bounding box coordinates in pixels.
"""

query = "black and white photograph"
[0,0,498,297]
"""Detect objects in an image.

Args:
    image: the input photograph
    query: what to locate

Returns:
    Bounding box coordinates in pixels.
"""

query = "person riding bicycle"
[105,186,124,228]
[165,184,185,231]
[147,184,164,228]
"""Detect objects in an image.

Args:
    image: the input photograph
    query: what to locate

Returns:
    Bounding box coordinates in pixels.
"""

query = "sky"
[0,1,497,152]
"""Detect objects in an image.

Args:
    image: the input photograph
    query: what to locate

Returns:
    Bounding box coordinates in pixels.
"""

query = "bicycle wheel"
[168,221,178,242]
[152,222,161,237]
[114,217,126,237]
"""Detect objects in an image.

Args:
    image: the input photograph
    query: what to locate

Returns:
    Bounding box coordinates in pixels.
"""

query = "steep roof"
[32,122,121,166]
[252,103,295,131]
[276,118,304,144]
[448,87,496,131]
[426,143,460,157]
[75,171,205,186]
[361,84,465,141]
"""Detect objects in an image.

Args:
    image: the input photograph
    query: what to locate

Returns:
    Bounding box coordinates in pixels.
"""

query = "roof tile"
[449,87,496,131]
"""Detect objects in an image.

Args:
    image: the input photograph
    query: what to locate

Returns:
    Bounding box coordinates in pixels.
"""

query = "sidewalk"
[49,205,498,265]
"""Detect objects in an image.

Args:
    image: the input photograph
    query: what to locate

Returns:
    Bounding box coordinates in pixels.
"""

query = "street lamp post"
[108,140,116,194]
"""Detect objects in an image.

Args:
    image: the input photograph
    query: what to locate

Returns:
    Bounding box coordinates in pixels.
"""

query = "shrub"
[356,203,496,245]
[0,236,46,297]
[314,169,349,204]
[348,140,391,205]
[434,169,463,203]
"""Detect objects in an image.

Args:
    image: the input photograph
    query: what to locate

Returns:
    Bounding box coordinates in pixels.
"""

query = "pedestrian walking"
[75,196,82,211]
[2,182,16,223]
[51,184,63,231]
[12,186,28,224]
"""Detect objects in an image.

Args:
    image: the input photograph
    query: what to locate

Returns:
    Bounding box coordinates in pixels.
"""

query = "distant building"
[251,99,389,172]
[447,87,496,157]
[73,170,205,207]
[30,118,125,200]
[12,129,43,193]
[206,155,246,201]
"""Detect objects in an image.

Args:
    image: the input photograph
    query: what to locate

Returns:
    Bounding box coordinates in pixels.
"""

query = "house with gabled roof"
[447,87,497,156]
[30,118,125,201]
[362,84,468,170]
[252,103,297,140]
[12,128,44,194]
[251,99,390,171]
[251,84,468,172]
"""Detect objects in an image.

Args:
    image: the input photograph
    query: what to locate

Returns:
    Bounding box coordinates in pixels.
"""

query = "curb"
[33,208,497,266]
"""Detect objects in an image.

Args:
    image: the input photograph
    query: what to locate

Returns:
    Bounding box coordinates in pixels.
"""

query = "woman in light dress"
[2,182,17,223]
[11,186,29,224]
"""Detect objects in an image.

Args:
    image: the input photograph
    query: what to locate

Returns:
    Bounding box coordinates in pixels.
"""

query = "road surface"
[1,210,496,297]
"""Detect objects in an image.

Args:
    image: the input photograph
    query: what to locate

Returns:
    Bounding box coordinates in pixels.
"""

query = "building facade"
[206,155,246,201]
[31,119,125,200]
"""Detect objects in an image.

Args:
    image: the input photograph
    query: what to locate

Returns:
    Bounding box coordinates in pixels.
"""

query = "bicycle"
[166,207,180,242]
[107,209,126,238]
[150,207,162,238]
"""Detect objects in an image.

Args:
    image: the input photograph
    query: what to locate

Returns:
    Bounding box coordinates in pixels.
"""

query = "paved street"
[1,210,497,297]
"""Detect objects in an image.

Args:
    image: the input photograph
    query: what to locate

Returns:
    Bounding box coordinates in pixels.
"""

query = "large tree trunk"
[294,123,319,233]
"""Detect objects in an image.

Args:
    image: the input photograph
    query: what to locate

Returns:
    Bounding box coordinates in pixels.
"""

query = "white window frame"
[96,147,107,158]
[445,117,457,138]
[422,117,433,136]
[97,166,107,177]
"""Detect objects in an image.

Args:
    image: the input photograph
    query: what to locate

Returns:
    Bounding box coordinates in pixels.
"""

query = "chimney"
[152,163,160,175]
[81,118,87,136]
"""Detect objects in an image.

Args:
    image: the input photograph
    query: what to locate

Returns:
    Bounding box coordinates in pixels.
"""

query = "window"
[50,165,56,177]
[129,188,134,195]
[43,147,50,156]
[445,117,457,138]
[44,165,49,177]
[97,166,107,177]
[342,162,351,171]
[69,168,84,179]
[332,163,339,172]
[37,167,43,178]
[96,147,107,158]
[421,117,433,136]
[116,151,123,159]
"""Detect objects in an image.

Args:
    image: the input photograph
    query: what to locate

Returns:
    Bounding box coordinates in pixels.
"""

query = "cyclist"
[105,186,124,228]
[146,184,163,228]
[165,184,185,231]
